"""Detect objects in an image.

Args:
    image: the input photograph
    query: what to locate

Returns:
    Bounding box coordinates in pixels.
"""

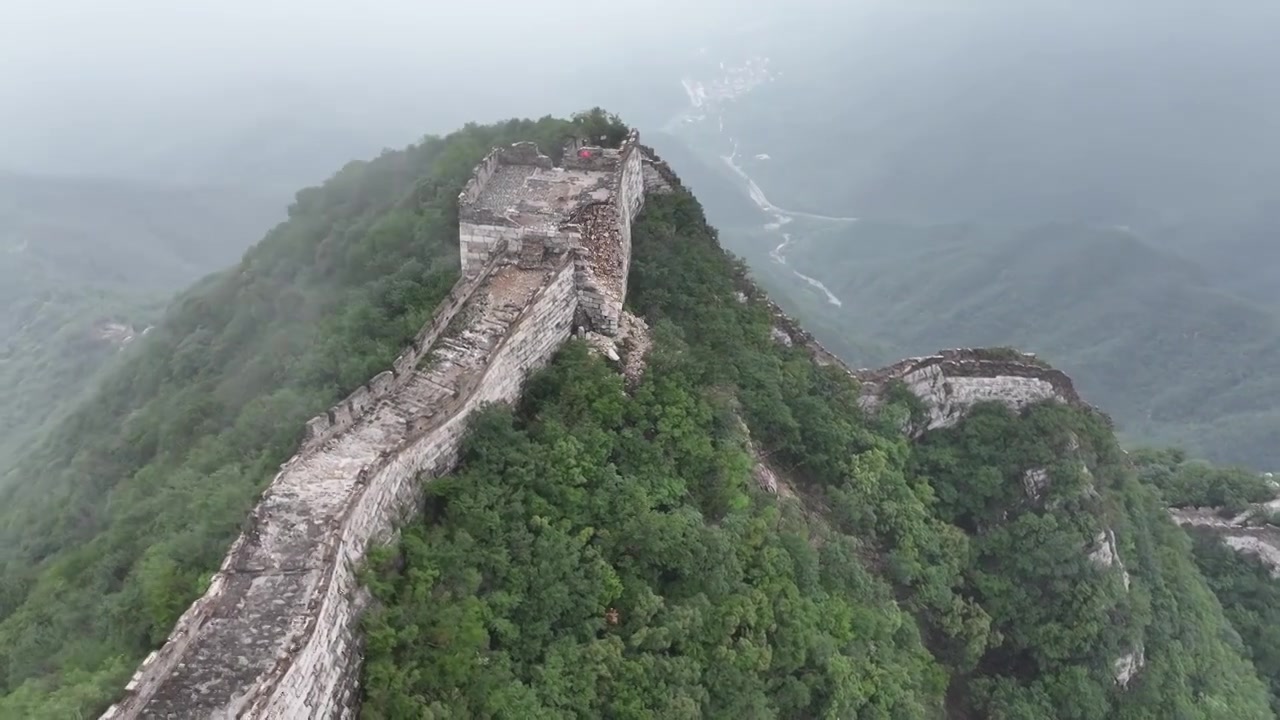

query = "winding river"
[718,138,855,307]
[666,77,856,308]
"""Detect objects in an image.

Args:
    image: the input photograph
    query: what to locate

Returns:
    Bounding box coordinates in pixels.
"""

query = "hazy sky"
[1,0,801,181]
[7,0,1270,187]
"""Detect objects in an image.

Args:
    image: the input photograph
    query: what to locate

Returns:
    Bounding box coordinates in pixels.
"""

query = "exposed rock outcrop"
[1114,645,1146,687]
[91,320,149,349]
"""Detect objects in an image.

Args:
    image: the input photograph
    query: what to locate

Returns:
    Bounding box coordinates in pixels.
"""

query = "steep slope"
[359,188,1272,718]
[1186,533,1280,715]
[0,173,284,475]
[1135,449,1280,713]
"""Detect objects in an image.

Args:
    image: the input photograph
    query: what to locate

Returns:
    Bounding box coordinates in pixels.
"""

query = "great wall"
[99,128,1108,719]
[1170,504,1280,577]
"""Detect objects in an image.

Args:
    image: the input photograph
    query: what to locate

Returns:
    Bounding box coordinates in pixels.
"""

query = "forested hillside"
[357,188,1273,718]
[1132,449,1280,713]
[0,173,283,475]
[0,113,634,719]
[642,127,1280,470]
[0,115,1273,718]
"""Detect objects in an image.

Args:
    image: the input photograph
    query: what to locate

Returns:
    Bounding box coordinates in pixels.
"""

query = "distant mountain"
[697,2,1280,225]
[773,219,1280,469]
[0,172,283,474]
[655,1,1280,470]
[653,141,1280,470]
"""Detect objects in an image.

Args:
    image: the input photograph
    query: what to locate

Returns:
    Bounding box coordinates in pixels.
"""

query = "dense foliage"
[360,188,1274,718]
[1130,447,1275,515]
[361,342,944,718]
[0,111,624,718]
[1127,449,1280,713]
[912,405,1271,718]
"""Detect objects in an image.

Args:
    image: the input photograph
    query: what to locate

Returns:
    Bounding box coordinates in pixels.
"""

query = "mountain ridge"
[0,113,1272,719]
[95,133,1192,717]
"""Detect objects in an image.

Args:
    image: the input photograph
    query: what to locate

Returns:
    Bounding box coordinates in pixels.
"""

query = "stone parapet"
[300,260,501,452]
[101,260,578,719]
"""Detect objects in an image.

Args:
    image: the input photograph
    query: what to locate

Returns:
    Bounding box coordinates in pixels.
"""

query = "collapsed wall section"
[100,259,579,720]
[457,141,601,279]
[569,130,643,336]
[456,128,646,337]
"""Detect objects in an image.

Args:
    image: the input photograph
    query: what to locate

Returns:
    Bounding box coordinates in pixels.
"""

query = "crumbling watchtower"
[457,129,644,336]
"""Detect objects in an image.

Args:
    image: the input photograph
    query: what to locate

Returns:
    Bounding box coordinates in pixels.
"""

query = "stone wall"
[456,129,647,337]
[459,221,524,278]
[456,142,560,277]
[254,260,578,719]
[100,259,579,719]
[1171,507,1280,577]
[498,140,554,169]
[615,132,644,308]
[99,135,665,719]
[457,148,502,205]
[300,260,500,451]
[572,130,644,336]
[571,201,625,336]
[856,349,1094,435]
[637,144,684,193]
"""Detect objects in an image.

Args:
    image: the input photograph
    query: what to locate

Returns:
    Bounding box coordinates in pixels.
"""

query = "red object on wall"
[579,149,592,158]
